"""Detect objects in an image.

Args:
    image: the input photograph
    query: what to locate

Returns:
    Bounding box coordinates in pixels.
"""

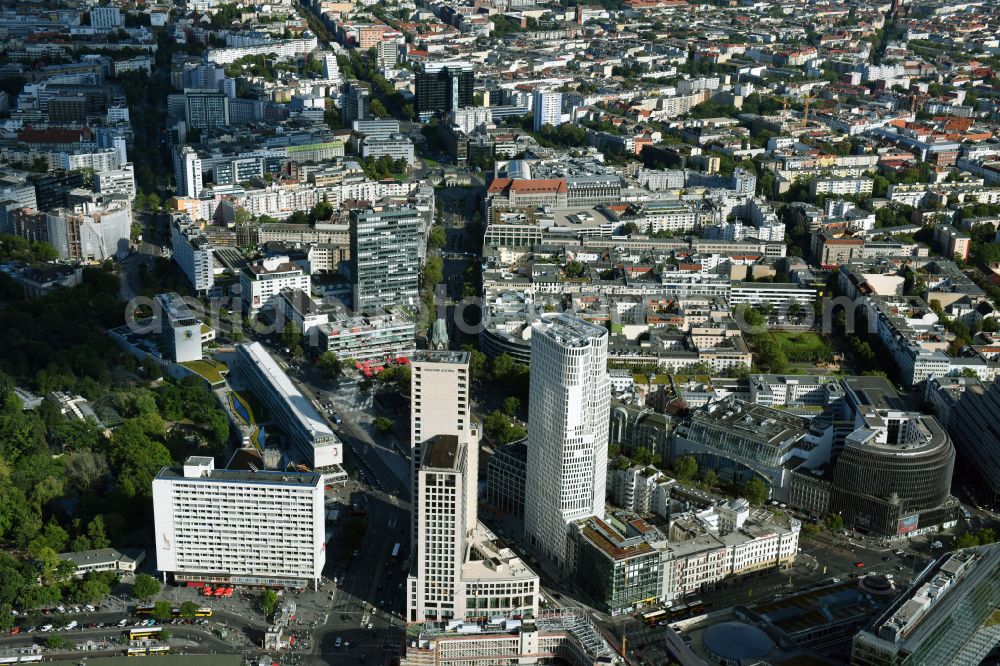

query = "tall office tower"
[523,314,611,569]
[532,90,562,132]
[152,456,325,589]
[342,80,371,124]
[407,352,538,624]
[349,206,420,314]
[415,62,474,121]
[409,351,475,541]
[184,88,230,130]
[410,435,470,622]
[174,146,203,198]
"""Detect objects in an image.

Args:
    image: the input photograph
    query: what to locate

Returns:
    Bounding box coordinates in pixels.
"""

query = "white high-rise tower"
[406,351,539,624]
[532,90,563,132]
[523,314,611,569]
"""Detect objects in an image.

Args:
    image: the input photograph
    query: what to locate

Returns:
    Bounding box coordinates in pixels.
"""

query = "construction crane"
[803,93,819,124]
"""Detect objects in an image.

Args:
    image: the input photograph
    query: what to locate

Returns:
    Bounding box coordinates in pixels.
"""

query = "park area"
[771,331,835,364]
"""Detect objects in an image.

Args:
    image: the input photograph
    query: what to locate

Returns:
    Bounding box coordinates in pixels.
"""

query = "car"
[334,637,342,648]
[896,565,906,571]
[854,562,865,568]
[41,625,53,632]
[366,622,373,630]
[84,605,95,612]
[831,578,842,583]
[118,619,128,627]
[64,621,77,630]
[10,627,20,636]
[56,606,65,613]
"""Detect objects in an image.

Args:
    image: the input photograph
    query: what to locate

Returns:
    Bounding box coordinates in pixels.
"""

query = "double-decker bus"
[134,605,156,616]
[641,609,668,626]
[668,604,689,619]
[126,647,170,656]
[127,627,163,641]
[687,599,705,615]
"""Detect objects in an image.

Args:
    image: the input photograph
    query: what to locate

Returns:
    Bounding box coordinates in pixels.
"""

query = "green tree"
[261,589,278,617]
[701,469,719,488]
[179,600,200,618]
[825,513,845,531]
[672,455,698,482]
[563,260,586,278]
[282,321,301,351]
[482,411,527,445]
[633,447,655,466]
[132,573,160,600]
[954,533,979,550]
[46,635,67,650]
[742,477,769,506]
[374,417,394,433]
[423,256,444,286]
[152,601,172,620]
[501,396,520,417]
[76,576,111,603]
[428,225,446,250]
[0,604,13,632]
[313,200,334,221]
[317,352,343,380]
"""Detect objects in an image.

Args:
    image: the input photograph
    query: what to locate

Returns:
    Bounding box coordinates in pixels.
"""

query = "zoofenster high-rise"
[523,314,611,569]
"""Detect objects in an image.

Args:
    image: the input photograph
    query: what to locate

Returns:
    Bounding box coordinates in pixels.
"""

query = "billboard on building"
[897,515,919,535]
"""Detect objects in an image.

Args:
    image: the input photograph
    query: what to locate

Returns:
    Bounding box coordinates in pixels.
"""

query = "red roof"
[509,178,567,194]
[18,127,92,144]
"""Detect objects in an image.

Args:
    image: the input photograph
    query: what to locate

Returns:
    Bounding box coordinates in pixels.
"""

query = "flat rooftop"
[535,313,606,348]
[422,434,462,470]
[156,465,321,487]
[412,350,469,364]
[235,342,335,444]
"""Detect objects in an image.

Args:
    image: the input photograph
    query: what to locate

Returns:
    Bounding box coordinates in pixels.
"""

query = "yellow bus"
[641,609,668,626]
[126,647,169,656]
[127,627,163,641]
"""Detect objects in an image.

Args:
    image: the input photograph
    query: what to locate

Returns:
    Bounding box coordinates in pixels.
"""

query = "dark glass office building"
[830,415,956,536]
[415,62,474,121]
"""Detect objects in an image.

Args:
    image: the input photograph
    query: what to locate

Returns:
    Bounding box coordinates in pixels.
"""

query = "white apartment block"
[175,146,203,198]
[171,216,215,293]
[152,456,325,589]
[523,314,611,569]
[810,177,874,197]
[94,164,136,200]
[359,135,415,165]
[533,91,562,132]
[240,255,311,316]
[55,148,122,173]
